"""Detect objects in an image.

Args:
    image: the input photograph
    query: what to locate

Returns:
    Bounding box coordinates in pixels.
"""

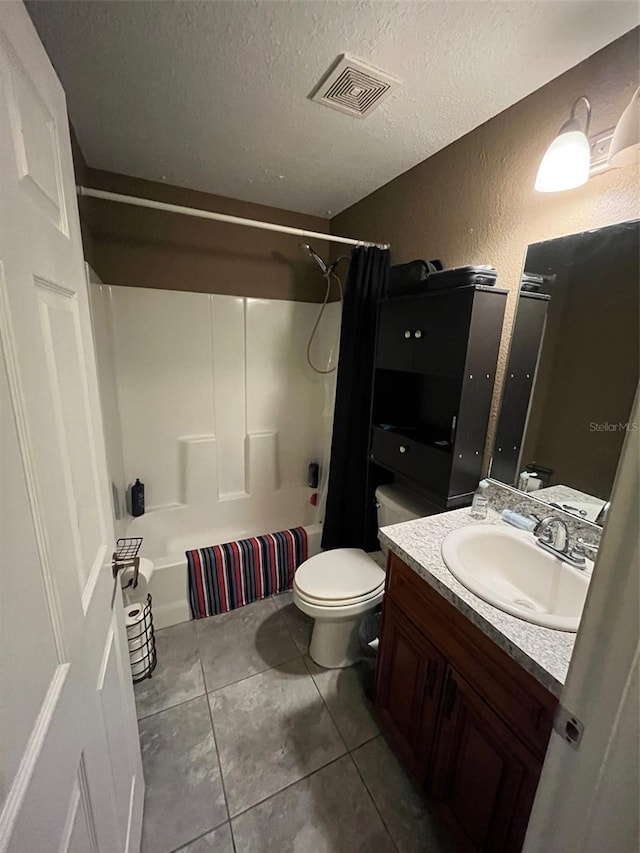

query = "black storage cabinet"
[490,292,550,485]
[367,285,507,522]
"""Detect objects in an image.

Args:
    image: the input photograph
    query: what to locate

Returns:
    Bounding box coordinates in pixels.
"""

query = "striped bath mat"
[187,527,308,619]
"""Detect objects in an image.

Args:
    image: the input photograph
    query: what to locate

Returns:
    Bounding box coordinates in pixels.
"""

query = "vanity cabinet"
[375,553,557,853]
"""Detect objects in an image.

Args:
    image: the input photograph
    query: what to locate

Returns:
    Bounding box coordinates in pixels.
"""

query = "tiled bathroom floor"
[134,593,452,853]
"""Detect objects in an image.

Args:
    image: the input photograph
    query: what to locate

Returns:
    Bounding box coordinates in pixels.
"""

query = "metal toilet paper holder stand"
[125,596,157,683]
[113,537,157,683]
[112,536,143,590]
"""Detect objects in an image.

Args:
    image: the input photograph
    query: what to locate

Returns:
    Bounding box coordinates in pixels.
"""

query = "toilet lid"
[294,549,385,603]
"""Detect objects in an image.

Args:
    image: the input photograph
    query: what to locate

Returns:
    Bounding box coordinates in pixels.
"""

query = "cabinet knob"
[404,330,411,339]
[399,445,407,454]
[414,330,422,339]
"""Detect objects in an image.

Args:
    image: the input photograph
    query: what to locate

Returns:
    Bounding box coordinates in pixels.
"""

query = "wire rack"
[115,537,143,561]
[125,594,157,683]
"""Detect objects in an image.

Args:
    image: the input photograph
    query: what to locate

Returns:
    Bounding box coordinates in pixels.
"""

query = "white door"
[0,4,144,852]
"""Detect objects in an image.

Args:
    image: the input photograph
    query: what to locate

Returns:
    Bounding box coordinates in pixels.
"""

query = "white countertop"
[379,507,577,697]
[533,484,605,524]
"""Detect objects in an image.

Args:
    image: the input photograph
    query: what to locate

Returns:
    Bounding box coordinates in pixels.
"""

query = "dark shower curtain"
[321,246,390,550]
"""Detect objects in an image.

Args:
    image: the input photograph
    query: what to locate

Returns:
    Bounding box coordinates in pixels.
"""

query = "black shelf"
[363,283,506,548]
[374,426,453,450]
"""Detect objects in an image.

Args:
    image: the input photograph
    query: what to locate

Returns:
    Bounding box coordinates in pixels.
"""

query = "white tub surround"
[90,285,339,511]
[379,508,577,697]
[88,269,128,536]
[89,283,340,628]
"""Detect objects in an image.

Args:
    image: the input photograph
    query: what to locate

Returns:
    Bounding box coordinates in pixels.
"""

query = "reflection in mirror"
[492,219,639,526]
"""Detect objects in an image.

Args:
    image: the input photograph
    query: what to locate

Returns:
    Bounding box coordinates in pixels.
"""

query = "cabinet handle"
[399,445,408,454]
[427,659,438,697]
[404,330,411,339]
[443,677,457,719]
[414,330,422,339]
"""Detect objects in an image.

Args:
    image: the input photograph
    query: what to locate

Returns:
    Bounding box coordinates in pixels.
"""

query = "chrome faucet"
[533,516,598,570]
[534,515,569,550]
[567,538,599,568]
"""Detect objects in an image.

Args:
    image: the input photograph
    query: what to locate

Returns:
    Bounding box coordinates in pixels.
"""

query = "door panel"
[410,290,473,377]
[375,600,445,779]
[61,773,96,853]
[97,620,142,840]
[36,280,108,593]
[0,5,142,852]
[429,670,541,853]
[0,345,60,796]
[3,26,67,232]
[376,300,415,371]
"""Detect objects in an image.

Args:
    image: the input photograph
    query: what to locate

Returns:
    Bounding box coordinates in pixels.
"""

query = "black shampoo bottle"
[131,479,145,517]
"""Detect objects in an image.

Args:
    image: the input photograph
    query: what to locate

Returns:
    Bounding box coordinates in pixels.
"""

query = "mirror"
[491,219,639,525]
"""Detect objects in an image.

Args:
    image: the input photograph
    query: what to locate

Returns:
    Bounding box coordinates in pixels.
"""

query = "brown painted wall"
[78,169,332,303]
[331,29,640,465]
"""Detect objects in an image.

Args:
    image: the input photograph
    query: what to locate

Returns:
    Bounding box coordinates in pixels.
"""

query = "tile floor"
[135,592,451,853]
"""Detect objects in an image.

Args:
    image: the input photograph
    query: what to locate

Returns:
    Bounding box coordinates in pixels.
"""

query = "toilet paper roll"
[130,645,153,678]
[124,602,145,627]
[124,601,150,652]
[121,557,154,599]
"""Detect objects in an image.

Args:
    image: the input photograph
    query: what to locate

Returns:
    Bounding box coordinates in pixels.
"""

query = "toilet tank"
[375,484,438,528]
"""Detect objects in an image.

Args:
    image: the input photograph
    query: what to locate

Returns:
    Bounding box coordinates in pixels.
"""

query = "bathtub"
[124,496,322,629]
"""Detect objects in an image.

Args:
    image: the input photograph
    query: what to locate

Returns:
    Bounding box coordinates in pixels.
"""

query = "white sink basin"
[441,524,591,632]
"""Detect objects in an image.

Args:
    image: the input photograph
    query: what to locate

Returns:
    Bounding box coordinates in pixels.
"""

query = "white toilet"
[293,484,437,668]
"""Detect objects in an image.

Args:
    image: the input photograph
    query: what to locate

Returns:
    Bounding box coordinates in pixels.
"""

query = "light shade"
[609,87,640,168]
[535,118,591,192]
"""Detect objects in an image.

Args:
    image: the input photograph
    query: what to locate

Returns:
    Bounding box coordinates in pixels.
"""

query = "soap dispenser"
[470,479,489,519]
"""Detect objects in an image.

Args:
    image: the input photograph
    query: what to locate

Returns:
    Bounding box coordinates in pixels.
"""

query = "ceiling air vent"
[311,54,401,118]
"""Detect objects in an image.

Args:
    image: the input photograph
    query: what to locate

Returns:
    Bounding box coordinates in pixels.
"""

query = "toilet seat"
[293,581,385,609]
[293,548,385,607]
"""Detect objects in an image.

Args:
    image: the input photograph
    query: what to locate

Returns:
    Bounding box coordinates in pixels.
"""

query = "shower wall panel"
[88,269,127,535]
[89,282,339,524]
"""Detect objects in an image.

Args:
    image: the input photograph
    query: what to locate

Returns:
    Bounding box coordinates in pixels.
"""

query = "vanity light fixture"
[535,96,592,192]
[609,86,640,167]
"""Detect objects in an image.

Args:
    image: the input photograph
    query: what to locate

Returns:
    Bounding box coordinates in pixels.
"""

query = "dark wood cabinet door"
[429,669,541,853]
[376,300,416,371]
[375,600,445,779]
[410,290,474,377]
[377,291,476,376]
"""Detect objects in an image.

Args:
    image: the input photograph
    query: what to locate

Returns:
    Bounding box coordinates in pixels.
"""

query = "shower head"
[300,243,329,275]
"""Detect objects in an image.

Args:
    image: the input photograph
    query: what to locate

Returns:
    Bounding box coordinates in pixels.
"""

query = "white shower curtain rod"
[76,187,390,250]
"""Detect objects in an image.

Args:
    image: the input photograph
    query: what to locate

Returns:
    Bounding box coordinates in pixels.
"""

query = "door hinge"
[554,704,585,749]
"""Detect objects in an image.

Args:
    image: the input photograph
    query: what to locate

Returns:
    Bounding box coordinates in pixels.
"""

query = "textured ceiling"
[28,1,638,217]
